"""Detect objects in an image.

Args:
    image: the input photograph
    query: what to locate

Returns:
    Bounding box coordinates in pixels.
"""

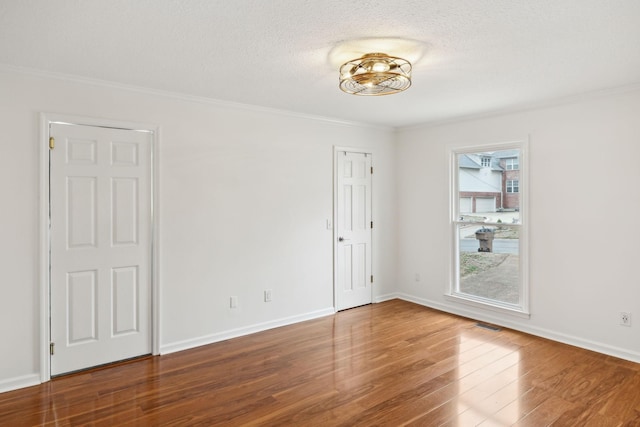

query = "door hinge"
[370,166,373,174]
[370,221,373,229]
[49,137,55,150]
[371,275,374,283]
[50,342,55,355]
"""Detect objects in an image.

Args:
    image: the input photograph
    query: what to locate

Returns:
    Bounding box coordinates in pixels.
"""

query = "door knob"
[338,237,350,242]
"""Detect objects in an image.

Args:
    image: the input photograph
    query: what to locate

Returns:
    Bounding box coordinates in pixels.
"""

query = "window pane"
[457,149,520,225]
[458,225,519,305]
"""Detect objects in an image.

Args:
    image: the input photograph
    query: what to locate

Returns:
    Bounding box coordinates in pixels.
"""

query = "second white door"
[49,122,152,375]
[335,151,372,310]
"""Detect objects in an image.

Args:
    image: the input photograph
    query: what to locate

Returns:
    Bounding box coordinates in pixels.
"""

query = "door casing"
[39,113,160,382]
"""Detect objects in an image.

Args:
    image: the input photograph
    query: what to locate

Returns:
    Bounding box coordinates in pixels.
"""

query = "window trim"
[449,140,529,317]
[505,158,519,170]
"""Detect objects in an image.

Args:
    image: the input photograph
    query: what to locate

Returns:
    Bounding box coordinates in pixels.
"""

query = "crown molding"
[0,63,393,133]
[399,81,640,132]
[5,62,638,134]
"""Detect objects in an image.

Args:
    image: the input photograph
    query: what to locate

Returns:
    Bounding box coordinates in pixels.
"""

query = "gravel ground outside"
[459,252,519,304]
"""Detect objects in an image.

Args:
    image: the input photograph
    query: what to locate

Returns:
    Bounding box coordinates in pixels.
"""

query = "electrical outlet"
[264,289,272,302]
[620,312,631,326]
[230,296,238,309]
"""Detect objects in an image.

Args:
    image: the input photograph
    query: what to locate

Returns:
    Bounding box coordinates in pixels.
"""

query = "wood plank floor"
[2,299,640,426]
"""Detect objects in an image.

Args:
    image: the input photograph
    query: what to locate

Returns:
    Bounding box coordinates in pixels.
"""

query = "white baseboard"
[160,307,336,355]
[0,374,41,394]
[374,292,398,303]
[397,293,640,364]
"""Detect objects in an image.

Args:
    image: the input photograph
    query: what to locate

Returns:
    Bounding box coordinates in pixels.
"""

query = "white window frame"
[507,179,519,193]
[481,156,491,167]
[448,140,529,317]
[506,158,519,170]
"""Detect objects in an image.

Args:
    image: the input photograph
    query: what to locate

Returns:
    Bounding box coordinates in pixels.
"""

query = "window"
[481,156,491,167]
[505,158,519,170]
[451,143,528,315]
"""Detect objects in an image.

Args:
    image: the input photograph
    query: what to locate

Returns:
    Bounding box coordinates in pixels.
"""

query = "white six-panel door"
[336,151,372,310]
[49,123,152,375]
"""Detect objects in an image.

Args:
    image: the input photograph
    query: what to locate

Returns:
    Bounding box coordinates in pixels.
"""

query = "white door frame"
[39,113,160,382]
[333,146,373,310]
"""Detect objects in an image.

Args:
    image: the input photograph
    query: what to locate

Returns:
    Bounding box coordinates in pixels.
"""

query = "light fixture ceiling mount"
[339,52,412,96]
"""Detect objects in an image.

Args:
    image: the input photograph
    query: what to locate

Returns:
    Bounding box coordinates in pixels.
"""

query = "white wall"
[396,88,640,362]
[0,68,397,391]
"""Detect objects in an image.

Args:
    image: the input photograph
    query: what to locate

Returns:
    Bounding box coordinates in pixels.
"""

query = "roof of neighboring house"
[459,154,504,171]
[493,149,520,159]
[459,155,481,169]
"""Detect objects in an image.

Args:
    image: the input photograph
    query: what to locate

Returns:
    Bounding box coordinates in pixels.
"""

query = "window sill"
[445,292,531,320]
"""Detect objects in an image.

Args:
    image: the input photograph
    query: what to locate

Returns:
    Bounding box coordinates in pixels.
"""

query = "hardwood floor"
[2,299,640,426]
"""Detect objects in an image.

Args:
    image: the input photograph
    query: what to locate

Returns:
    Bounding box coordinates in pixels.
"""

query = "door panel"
[50,123,152,375]
[67,270,98,344]
[112,266,139,336]
[336,151,372,310]
[67,177,98,248]
[112,177,139,245]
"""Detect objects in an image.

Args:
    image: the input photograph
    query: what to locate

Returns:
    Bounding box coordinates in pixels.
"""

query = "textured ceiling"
[1,0,640,128]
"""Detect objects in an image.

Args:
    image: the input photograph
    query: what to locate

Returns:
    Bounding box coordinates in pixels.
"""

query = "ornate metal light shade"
[339,53,412,96]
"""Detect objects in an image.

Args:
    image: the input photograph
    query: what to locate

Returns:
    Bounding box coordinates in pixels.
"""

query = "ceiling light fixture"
[339,53,412,96]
